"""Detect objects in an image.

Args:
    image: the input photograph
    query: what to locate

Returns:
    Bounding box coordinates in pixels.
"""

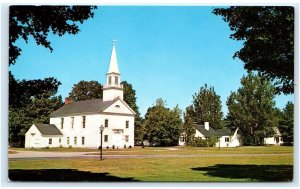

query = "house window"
[280,137,283,142]
[49,138,52,145]
[67,137,70,145]
[82,116,86,128]
[126,121,129,128]
[82,137,85,145]
[115,76,118,84]
[180,137,185,142]
[108,76,112,84]
[125,135,129,142]
[105,119,108,127]
[59,138,62,143]
[225,137,230,142]
[74,137,77,145]
[61,118,64,129]
[71,117,74,129]
[104,135,108,142]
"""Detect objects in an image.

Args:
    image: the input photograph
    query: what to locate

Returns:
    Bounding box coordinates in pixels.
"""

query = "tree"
[213,7,294,94]
[69,80,103,102]
[189,84,223,130]
[182,109,196,145]
[226,72,277,145]
[143,99,182,146]
[278,102,294,143]
[121,81,140,116]
[9,73,63,147]
[9,5,97,65]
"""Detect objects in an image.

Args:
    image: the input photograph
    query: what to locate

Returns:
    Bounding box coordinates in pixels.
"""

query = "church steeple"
[107,40,120,74]
[103,41,124,101]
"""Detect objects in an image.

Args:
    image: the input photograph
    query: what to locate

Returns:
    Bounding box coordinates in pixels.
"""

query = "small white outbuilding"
[25,123,63,148]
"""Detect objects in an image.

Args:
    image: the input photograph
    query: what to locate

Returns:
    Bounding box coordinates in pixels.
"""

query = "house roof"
[34,124,63,136]
[50,98,118,117]
[195,124,219,137]
[216,127,233,136]
[195,124,236,137]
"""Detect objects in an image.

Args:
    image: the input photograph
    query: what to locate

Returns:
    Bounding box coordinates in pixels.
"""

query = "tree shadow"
[191,164,293,182]
[9,169,139,182]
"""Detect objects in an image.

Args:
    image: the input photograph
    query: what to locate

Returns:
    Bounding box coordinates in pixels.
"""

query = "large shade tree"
[226,72,278,145]
[143,98,182,146]
[278,101,294,143]
[213,6,294,94]
[9,73,63,147]
[9,5,97,65]
[68,80,103,102]
[189,84,223,130]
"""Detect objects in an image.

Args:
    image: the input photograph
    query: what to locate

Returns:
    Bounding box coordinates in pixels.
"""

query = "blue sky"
[10,6,293,117]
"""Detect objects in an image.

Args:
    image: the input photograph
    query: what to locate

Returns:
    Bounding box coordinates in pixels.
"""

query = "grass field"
[8,146,293,182]
[10,145,293,154]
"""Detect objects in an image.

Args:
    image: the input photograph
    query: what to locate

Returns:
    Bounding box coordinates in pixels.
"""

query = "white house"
[264,127,284,146]
[179,122,242,147]
[25,42,136,149]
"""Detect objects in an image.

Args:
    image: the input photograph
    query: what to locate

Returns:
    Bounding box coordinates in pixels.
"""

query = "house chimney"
[64,97,72,105]
[204,122,209,130]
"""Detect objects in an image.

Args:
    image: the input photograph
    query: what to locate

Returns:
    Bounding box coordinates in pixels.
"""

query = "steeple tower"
[103,41,124,101]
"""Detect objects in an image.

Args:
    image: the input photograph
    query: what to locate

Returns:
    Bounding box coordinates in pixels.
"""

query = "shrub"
[106,146,109,149]
[68,145,72,148]
[112,145,115,149]
[124,144,126,149]
[190,137,217,147]
[129,145,132,148]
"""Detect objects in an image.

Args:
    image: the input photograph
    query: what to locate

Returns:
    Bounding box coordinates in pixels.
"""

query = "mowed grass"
[10,146,293,155]
[8,146,293,182]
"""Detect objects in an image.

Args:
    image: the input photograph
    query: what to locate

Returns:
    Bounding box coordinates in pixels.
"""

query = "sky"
[10,6,294,117]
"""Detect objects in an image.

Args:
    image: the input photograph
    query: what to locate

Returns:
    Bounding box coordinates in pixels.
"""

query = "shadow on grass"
[9,169,139,182]
[192,164,293,182]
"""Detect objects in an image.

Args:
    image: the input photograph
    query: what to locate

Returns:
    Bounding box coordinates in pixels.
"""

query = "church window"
[108,76,112,84]
[225,137,230,142]
[125,135,129,142]
[82,116,86,128]
[71,117,74,128]
[67,137,70,145]
[126,121,129,128]
[105,119,108,127]
[82,137,85,145]
[74,137,77,145]
[115,76,118,84]
[59,138,62,143]
[49,138,52,145]
[104,135,108,142]
[60,118,64,129]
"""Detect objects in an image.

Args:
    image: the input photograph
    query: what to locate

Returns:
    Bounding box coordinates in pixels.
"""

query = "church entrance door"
[112,129,123,148]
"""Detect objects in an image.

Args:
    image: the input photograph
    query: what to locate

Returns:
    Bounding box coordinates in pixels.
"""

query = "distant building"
[264,127,284,146]
[179,122,242,147]
[25,42,136,148]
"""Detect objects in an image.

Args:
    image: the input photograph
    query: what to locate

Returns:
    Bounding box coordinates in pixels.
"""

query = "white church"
[25,42,136,149]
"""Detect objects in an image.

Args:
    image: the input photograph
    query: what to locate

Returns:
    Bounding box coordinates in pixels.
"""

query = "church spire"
[107,40,120,74]
[103,40,124,101]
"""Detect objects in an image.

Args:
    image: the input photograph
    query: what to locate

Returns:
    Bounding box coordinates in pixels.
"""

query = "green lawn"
[8,146,293,182]
[10,145,293,155]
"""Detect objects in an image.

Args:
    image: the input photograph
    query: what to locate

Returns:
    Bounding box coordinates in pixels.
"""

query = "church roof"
[50,98,118,117]
[34,124,63,136]
[107,42,120,74]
